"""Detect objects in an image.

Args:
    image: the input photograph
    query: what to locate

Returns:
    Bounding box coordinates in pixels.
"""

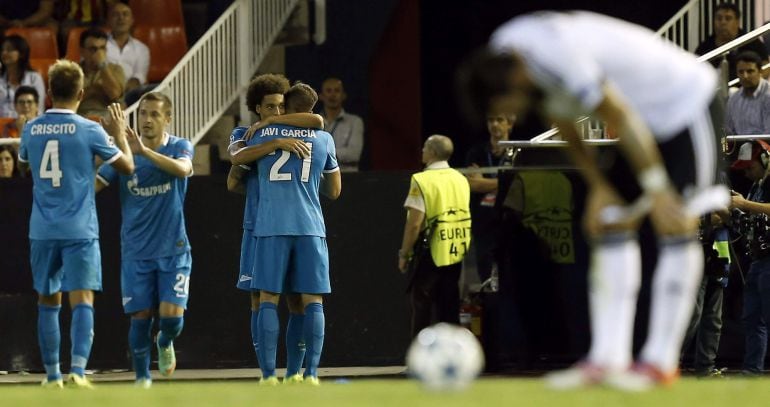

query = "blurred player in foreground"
[458,11,727,390]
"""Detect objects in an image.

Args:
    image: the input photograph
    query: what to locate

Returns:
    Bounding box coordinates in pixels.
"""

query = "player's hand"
[101,103,126,139]
[243,121,264,142]
[648,189,698,236]
[583,183,633,238]
[275,138,311,158]
[398,257,408,274]
[125,127,146,155]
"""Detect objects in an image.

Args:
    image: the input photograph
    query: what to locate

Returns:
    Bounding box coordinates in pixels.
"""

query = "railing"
[657,0,761,52]
[124,0,300,145]
[531,0,770,143]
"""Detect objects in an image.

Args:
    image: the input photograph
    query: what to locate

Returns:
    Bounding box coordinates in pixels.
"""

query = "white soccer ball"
[406,323,484,391]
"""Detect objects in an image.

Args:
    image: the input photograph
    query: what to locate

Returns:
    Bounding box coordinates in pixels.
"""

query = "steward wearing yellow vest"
[398,135,471,337]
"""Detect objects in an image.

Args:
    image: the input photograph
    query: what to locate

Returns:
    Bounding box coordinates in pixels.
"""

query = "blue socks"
[37,304,62,381]
[257,302,279,378]
[129,318,153,380]
[158,317,184,348]
[70,303,94,378]
[250,309,264,369]
[302,303,325,378]
[285,313,306,376]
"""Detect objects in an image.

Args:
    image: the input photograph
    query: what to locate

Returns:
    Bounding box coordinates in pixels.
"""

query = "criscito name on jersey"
[261,127,317,138]
[29,123,77,135]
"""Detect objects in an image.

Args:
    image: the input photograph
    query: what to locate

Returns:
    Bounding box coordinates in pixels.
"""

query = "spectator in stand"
[0,35,46,118]
[695,2,768,80]
[1,86,40,138]
[465,111,515,282]
[725,51,770,136]
[0,0,57,32]
[77,27,126,118]
[319,78,364,171]
[0,145,19,178]
[106,2,151,106]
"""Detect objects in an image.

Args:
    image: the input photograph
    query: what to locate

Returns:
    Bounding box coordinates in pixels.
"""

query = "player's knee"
[259,291,280,305]
[287,295,304,313]
[38,292,62,307]
[132,309,153,319]
[301,294,323,308]
[68,290,94,306]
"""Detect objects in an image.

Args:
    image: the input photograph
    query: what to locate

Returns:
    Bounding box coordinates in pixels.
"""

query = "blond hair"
[48,60,83,102]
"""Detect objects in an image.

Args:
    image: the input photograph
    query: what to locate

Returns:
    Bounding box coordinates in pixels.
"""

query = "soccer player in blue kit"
[18,60,135,388]
[238,82,341,385]
[227,74,322,384]
[96,93,193,388]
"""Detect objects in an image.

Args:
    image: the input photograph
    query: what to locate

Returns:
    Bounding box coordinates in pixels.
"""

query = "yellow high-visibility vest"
[412,167,472,266]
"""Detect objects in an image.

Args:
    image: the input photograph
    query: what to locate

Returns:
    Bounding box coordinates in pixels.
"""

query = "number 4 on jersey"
[40,140,63,187]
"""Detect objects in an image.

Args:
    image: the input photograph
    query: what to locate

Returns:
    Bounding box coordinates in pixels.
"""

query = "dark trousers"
[742,256,770,373]
[408,252,461,338]
[682,276,724,373]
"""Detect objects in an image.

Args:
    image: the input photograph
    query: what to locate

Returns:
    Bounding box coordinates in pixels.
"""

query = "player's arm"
[102,103,135,175]
[554,118,609,189]
[320,170,342,200]
[230,138,310,165]
[95,178,107,193]
[227,165,247,195]
[398,207,425,273]
[264,113,324,130]
[126,128,192,178]
[593,84,693,235]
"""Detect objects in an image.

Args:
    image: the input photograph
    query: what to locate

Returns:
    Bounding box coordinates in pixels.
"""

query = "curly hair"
[246,73,290,113]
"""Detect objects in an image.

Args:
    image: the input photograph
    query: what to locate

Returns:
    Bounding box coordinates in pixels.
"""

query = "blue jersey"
[229,126,261,231]
[252,125,338,237]
[19,109,122,240]
[97,134,193,260]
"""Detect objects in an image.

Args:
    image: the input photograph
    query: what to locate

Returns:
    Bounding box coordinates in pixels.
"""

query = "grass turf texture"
[1,377,769,406]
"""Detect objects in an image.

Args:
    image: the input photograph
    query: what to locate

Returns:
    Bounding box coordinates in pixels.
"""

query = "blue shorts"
[121,251,192,314]
[30,239,102,295]
[236,230,258,292]
[251,236,330,294]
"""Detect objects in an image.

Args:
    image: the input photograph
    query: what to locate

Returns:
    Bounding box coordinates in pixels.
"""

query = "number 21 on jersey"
[269,142,313,182]
[40,140,63,187]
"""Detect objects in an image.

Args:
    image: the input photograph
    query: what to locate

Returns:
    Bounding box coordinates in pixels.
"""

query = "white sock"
[586,233,641,371]
[640,238,703,372]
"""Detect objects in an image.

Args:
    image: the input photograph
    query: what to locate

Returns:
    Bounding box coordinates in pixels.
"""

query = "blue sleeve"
[174,138,194,160]
[228,126,248,148]
[97,161,118,185]
[18,132,28,162]
[90,125,122,162]
[324,133,339,172]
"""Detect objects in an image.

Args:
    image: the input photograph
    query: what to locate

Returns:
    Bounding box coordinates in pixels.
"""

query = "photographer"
[729,140,770,374]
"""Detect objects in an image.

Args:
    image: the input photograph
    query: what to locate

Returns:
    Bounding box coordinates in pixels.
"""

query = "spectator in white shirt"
[105,2,150,105]
[319,77,364,171]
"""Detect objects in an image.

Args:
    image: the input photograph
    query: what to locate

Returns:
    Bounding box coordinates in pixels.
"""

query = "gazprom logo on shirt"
[126,174,172,197]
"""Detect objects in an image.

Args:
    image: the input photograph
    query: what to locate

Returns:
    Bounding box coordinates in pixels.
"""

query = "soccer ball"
[406,323,484,391]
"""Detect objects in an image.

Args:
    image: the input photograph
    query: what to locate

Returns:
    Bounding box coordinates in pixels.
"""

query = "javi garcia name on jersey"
[261,127,317,138]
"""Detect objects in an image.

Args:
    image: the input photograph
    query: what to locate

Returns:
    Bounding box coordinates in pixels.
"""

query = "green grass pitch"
[1,377,769,406]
